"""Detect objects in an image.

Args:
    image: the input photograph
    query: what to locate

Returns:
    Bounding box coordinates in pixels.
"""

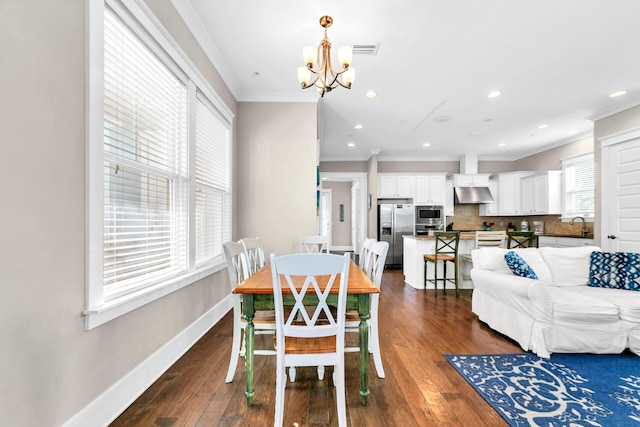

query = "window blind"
[103,7,188,297]
[195,93,231,264]
[562,154,594,218]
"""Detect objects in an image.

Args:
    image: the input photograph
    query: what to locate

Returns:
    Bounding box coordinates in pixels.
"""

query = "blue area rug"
[444,353,640,426]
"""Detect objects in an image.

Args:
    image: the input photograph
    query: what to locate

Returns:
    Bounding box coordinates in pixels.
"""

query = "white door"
[320,189,332,249]
[602,136,640,252]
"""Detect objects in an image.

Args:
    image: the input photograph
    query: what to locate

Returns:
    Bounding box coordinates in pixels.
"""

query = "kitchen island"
[402,233,477,290]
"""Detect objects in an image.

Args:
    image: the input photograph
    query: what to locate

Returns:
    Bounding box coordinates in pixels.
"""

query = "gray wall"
[1,1,235,425]
[236,102,318,257]
[323,181,352,247]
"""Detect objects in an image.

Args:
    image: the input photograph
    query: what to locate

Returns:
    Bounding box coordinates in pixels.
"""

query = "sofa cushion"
[538,246,601,286]
[471,248,553,282]
[550,287,620,324]
[505,251,538,279]
[589,251,640,291]
[578,286,640,322]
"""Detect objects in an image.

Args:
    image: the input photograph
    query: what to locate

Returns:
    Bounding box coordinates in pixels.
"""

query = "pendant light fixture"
[297,16,355,97]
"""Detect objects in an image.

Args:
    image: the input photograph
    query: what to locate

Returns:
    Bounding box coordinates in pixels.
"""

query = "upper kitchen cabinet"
[452,174,490,187]
[478,178,499,216]
[415,174,447,205]
[520,171,562,215]
[495,171,534,215]
[378,174,416,199]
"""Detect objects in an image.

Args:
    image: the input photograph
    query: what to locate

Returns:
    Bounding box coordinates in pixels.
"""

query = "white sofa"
[470,246,640,358]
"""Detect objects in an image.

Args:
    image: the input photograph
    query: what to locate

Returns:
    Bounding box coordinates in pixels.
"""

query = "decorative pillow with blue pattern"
[504,251,538,279]
[589,251,640,291]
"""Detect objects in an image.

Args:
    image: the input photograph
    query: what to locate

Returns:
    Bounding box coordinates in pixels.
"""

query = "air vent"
[352,44,379,55]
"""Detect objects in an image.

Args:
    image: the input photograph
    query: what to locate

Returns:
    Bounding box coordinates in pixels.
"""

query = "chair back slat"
[239,237,265,275]
[435,232,461,256]
[475,231,506,248]
[366,241,389,288]
[507,231,536,248]
[223,241,249,287]
[359,238,377,271]
[299,235,330,253]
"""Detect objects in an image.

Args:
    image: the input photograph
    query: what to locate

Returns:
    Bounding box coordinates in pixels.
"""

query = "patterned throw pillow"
[589,251,640,291]
[504,251,538,279]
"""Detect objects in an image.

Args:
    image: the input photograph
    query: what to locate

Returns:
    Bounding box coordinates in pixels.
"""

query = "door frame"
[600,126,640,251]
[320,172,368,254]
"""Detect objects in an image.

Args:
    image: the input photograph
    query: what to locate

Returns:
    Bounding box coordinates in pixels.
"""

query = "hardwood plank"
[111,270,522,426]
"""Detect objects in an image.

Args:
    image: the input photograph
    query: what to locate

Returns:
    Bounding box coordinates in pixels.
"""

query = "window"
[85,0,233,328]
[562,153,594,220]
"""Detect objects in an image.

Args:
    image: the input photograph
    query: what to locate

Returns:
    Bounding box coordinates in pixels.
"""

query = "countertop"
[404,232,594,240]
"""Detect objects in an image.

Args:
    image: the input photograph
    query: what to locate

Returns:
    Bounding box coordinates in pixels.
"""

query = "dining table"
[232,258,379,407]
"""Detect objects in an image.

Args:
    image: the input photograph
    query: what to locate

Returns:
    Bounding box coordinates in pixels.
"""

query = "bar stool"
[424,232,461,296]
[507,231,536,248]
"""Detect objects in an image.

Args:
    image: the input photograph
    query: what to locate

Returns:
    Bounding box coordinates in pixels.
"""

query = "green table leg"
[358,294,370,405]
[243,295,255,406]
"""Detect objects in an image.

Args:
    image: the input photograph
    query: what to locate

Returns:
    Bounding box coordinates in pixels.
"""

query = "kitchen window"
[85,0,233,329]
[562,153,594,220]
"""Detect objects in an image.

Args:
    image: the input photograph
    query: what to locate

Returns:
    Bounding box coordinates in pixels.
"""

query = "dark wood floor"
[111,270,523,426]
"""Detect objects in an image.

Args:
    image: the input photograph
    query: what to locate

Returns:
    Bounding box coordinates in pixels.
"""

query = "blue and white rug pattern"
[445,353,640,427]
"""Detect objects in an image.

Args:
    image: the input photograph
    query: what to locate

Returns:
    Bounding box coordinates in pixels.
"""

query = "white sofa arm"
[471,269,552,322]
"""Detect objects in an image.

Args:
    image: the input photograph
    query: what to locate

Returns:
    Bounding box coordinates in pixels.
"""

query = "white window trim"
[84,0,234,329]
[560,152,594,222]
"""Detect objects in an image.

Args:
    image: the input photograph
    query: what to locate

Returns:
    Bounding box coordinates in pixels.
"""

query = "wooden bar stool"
[424,232,461,296]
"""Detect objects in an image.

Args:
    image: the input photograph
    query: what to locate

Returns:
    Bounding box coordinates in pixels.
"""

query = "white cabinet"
[415,174,446,205]
[520,171,562,215]
[479,178,499,216]
[378,174,416,199]
[445,178,454,216]
[538,236,594,248]
[495,171,534,215]
[452,174,490,187]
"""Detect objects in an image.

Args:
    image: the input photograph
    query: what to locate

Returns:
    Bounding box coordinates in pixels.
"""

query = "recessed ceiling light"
[537,124,549,130]
[422,143,430,148]
[347,142,355,148]
[353,124,363,130]
[487,91,501,99]
[609,90,627,98]
[364,91,378,99]
[498,143,506,147]
[567,130,578,135]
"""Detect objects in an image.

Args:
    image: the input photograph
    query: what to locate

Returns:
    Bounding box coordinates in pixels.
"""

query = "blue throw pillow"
[589,251,640,291]
[504,251,538,279]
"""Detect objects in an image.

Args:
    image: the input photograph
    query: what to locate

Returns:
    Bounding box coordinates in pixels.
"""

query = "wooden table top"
[232,259,379,295]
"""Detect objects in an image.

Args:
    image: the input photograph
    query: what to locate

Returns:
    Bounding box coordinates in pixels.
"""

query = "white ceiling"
[175,0,640,161]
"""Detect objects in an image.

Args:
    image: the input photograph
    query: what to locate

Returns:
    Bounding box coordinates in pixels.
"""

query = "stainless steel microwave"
[415,205,444,225]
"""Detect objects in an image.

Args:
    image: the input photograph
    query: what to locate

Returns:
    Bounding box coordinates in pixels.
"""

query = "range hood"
[452,154,495,204]
[454,186,495,204]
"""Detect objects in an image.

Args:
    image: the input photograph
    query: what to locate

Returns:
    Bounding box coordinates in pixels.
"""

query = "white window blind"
[86,0,233,328]
[195,93,231,264]
[103,7,189,298]
[562,153,594,219]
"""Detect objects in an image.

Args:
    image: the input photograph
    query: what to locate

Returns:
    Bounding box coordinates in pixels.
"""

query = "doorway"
[319,172,368,254]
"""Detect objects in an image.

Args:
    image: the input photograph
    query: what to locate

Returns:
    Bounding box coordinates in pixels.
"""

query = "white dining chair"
[299,235,330,254]
[345,240,389,378]
[359,237,376,272]
[239,236,265,275]
[271,252,350,427]
[223,241,276,383]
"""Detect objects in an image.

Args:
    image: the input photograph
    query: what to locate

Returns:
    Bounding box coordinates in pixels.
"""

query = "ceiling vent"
[353,44,379,55]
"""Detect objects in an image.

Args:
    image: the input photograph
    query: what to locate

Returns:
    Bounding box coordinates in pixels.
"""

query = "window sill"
[83,259,226,330]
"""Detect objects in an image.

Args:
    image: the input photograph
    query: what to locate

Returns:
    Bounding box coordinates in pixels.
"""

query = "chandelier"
[297,16,355,97]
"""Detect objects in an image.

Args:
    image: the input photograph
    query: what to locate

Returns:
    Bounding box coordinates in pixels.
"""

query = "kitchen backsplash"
[448,204,591,236]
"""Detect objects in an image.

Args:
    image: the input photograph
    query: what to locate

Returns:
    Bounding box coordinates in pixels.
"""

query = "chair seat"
[424,254,455,262]
[275,336,337,354]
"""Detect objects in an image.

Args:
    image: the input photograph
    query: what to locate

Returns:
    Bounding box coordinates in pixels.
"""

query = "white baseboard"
[62,294,233,427]
[330,246,354,252]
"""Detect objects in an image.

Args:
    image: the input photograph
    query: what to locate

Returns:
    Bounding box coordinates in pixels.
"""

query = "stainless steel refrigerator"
[378,202,414,268]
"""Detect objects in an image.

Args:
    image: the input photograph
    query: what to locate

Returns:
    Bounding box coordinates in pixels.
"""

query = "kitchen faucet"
[569,216,589,237]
